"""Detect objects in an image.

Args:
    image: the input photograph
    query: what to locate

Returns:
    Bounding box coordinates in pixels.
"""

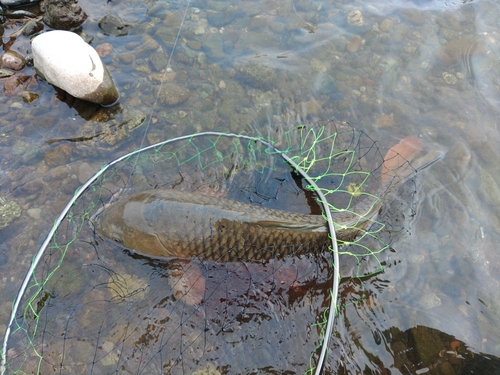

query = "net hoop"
[1,131,339,375]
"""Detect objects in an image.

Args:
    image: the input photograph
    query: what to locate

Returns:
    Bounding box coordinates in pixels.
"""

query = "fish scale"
[98,189,331,261]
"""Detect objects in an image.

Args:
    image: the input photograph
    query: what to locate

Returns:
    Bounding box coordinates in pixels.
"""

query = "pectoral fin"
[254,220,327,232]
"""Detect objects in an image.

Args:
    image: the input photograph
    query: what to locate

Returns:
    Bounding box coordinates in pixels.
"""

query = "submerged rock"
[32,31,119,105]
[159,84,190,106]
[22,91,39,103]
[238,62,276,90]
[0,69,15,78]
[0,198,21,230]
[3,73,33,96]
[44,143,73,167]
[98,14,131,36]
[76,105,145,151]
[347,9,364,27]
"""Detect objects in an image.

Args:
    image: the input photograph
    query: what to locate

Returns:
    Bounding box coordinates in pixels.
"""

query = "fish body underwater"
[97,137,447,262]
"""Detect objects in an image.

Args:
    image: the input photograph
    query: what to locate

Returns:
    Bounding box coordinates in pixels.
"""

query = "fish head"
[96,194,184,259]
[96,201,128,246]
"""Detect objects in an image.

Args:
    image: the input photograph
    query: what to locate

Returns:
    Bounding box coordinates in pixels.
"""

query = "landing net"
[1,120,406,375]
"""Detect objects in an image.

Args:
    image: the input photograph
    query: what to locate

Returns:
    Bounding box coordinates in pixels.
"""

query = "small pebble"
[95,43,114,57]
[380,19,394,32]
[27,208,41,220]
[118,53,134,64]
[347,35,362,52]
[442,72,457,85]
[0,51,26,71]
[419,292,442,309]
[22,91,39,104]
[194,26,205,35]
[347,10,364,27]
[376,114,395,128]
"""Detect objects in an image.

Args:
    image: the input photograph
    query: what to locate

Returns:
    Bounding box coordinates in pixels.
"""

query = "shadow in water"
[384,325,500,375]
[329,322,500,375]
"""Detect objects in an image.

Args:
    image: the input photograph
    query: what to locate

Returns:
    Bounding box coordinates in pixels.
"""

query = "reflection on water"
[1,0,500,373]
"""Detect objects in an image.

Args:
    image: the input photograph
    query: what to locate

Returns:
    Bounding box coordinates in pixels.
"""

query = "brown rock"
[118,53,134,64]
[159,84,190,106]
[135,34,160,56]
[78,162,95,184]
[3,74,33,96]
[1,51,26,71]
[146,131,163,145]
[19,179,43,194]
[22,91,39,103]
[150,72,176,83]
[437,39,483,66]
[45,144,73,167]
[95,42,114,57]
[347,35,362,52]
[184,39,202,50]
[376,114,395,128]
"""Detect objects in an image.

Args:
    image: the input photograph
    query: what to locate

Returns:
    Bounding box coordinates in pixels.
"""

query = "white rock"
[32,30,119,105]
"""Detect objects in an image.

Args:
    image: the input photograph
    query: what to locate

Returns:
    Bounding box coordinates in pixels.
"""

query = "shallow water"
[1,0,500,374]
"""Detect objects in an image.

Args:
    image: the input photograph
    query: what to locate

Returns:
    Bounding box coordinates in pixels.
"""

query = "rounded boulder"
[32,31,119,105]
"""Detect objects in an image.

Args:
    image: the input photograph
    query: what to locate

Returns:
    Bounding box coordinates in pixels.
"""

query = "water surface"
[1,0,500,373]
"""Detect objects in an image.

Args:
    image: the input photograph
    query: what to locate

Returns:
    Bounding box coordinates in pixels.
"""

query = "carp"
[97,136,446,262]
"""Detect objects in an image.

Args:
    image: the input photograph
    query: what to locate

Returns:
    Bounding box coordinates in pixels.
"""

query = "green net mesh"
[1,120,411,374]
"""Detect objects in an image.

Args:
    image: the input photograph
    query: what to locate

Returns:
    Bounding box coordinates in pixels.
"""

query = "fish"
[97,137,447,262]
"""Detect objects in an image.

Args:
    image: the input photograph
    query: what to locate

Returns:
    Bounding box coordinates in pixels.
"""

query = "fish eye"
[112,237,122,244]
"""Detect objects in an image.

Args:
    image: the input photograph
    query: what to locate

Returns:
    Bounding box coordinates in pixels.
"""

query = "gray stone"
[98,14,131,36]
[42,0,87,30]
[22,19,44,37]
[1,0,39,7]
[238,62,276,90]
[203,33,224,60]
[32,31,119,105]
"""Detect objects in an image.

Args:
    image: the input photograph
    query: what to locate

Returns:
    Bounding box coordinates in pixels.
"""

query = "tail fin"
[381,136,447,186]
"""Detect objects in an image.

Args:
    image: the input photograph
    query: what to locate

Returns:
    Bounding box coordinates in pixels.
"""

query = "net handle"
[1,131,339,375]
